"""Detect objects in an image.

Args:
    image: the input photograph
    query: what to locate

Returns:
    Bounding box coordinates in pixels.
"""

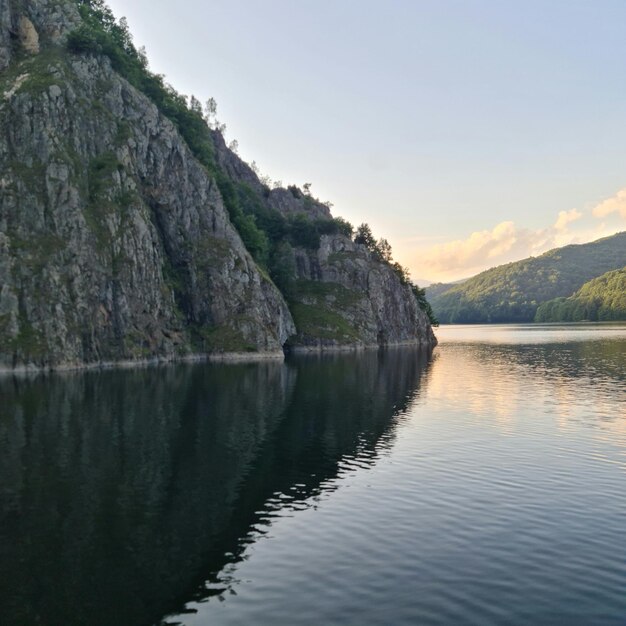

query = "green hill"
[535,267,626,322]
[426,232,626,323]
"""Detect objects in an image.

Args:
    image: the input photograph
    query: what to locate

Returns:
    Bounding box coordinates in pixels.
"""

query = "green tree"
[354,223,376,250]
[375,238,393,262]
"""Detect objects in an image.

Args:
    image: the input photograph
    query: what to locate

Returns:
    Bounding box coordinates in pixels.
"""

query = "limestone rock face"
[0,0,435,369]
[1,0,80,70]
[0,46,294,369]
[267,187,332,221]
[18,16,39,54]
[0,1,11,71]
[23,0,80,42]
[289,235,437,349]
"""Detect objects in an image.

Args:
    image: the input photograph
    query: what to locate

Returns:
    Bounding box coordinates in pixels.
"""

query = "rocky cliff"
[0,0,435,370]
[289,236,436,349]
[211,131,437,350]
[0,0,295,370]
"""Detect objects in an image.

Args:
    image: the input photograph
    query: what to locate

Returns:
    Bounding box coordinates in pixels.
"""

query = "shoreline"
[0,338,438,376]
[0,350,285,377]
[286,338,437,354]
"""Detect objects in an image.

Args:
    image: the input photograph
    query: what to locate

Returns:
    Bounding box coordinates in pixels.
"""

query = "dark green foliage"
[287,185,303,199]
[331,217,354,238]
[288,303,360,343]
[216,174,270,264]
[376,238,393,262]
[88,151,121,199]
[354,224,407,279]
[535,267,626,322]
[354,223,376,249]
[228,179,355,280]
[193,322,257,353]
[412,285,439,327]
[269,241,297,298]
[427,232,626,324]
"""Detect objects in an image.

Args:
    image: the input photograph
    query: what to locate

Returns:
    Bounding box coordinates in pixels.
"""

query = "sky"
[106,0,626,283]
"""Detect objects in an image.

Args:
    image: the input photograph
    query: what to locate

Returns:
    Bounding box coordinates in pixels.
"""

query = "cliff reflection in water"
[0,348,432,626]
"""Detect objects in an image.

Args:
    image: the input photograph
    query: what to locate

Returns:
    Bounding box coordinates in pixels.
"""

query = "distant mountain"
[412,278,433,287]
[425,281,464,300]
[535,267,626,322]
[426,232,626,323]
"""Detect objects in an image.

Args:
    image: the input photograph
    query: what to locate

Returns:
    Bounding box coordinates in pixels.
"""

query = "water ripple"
[175,326,626,625]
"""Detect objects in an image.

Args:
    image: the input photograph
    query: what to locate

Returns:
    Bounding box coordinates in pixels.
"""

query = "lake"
[1,323,625,625]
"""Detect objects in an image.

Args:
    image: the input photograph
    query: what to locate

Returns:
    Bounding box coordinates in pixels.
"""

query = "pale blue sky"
[107,0,626,281]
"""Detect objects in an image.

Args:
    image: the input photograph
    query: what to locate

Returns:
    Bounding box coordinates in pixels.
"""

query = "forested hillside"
[426,232,626,323]
[535,267,626,322]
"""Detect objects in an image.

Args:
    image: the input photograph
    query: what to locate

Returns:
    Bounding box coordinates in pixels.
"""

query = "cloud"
[592,188,626,220]
[411,209,608,282]
[422,221,518,274]
[554,208,582,230]
[402,187,626,283]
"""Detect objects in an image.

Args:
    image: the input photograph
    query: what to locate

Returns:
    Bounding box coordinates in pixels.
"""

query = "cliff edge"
[0,0,436,370]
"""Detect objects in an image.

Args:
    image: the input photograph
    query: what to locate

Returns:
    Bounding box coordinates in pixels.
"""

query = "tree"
[333,217,354,237]
[375,238,393,262]
[354,223,376,250]
[412,284,439,326]
[189,95,202,114]
[204,97,218,128]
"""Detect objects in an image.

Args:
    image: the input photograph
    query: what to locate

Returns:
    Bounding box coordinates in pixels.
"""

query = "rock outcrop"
[289,236,437,349]
[211,131,437,351]
[1,0,80,71]
[0,0,435,370]
[0,1,11,71]
[0,2,294,370]
[18,16,39,54]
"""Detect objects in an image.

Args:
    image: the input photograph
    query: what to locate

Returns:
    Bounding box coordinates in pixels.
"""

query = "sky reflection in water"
[1,325,625,625]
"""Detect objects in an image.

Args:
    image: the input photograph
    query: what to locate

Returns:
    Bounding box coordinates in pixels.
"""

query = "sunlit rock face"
[18,16,39,54]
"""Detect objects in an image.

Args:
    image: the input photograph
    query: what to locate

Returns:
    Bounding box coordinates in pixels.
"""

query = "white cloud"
[554,208,583,230]
[400,187,626,283]
[409,207,613,282]
[592,188,626,220]
[422,221,519,275]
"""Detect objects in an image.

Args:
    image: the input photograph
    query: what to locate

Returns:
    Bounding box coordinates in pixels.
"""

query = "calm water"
[1,324,625,625]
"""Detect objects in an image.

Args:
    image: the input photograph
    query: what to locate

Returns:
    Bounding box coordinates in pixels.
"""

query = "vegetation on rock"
[66,1,372,289]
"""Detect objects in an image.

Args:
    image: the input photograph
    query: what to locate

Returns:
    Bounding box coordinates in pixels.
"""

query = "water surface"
[1,324,625,625]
